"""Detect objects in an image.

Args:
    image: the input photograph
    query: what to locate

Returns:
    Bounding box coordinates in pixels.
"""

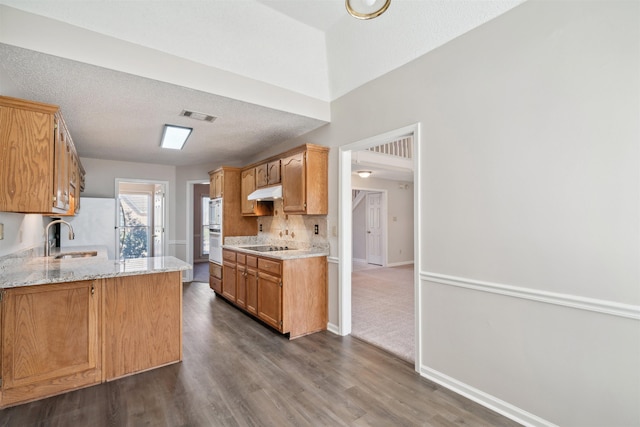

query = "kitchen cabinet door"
[1,280,101,407]
[209,261,222,294]
[240,168,256,215]
[236,253,247,308]
[103,272,182,381]
[0,96,83,215]
[281,152,306,213]
[257,271,282,331]
[241,168,273,216]
[267,160,281,185]
[222,260,237,302]
[255,163,268,188]
[209,170,223,198]
[245,255,258,315]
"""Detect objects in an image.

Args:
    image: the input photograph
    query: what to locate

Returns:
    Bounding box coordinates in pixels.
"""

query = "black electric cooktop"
[242,245,293,252]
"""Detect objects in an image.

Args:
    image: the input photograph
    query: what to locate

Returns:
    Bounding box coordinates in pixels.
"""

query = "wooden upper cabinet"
[209,170,223,198]
[267,160,281,185]
[281,152,305,213]
[281,145,328,215]
[0,96,83,215]
[241,167,273,217]
[241,168,256,215]
[256,160,281,189]
[255,163,268,188]
[208,167,258,236]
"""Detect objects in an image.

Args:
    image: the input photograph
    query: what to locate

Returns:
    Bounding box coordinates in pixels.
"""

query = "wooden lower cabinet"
[102,272,182,381]
[257,270,282,330]
[236,253,247,308]
[209,261,222,294]
[0,271,183,408]
[0,280,101,407]
[245,256,258,316]
[216,249,327,339]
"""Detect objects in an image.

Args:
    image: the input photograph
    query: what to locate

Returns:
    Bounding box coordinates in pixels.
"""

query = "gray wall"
[80,157,179,255]
[280,1,640,425]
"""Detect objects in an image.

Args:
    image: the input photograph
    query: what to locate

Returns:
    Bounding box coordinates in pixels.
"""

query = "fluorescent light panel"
[161,124,192,150]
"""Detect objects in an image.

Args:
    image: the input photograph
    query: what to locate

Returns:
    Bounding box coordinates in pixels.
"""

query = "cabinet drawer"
[258,258,281,276]
[223,249,236,262]
[237,253,246,265]
[209,262,222,279]
[209,276,222,293]
[246,255,258,268]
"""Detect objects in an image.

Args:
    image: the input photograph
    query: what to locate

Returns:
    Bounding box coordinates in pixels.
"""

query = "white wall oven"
[208,198,222,264]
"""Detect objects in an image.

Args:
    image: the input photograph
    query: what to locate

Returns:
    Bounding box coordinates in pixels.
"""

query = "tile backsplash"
[225,199,327,250]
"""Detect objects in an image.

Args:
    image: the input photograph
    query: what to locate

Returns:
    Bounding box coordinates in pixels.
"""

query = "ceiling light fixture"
[180,110,217,123]
[346,0,391,20]
[160,124,192,150]
[357,170,373,178]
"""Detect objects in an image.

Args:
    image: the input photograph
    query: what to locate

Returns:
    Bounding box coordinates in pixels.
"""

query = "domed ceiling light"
[346,0,391,20]
[357,170,373,178]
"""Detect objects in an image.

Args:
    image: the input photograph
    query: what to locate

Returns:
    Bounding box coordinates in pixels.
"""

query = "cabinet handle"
[91,284,95,295]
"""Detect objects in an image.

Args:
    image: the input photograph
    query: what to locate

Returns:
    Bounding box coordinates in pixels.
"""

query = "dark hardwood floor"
[0,281,521,426]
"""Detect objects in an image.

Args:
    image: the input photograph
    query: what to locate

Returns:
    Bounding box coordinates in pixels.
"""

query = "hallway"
[352,262,415,362]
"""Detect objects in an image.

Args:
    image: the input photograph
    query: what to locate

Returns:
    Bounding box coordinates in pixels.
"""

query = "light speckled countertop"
[221,244,329,260]
[0,245,191,289]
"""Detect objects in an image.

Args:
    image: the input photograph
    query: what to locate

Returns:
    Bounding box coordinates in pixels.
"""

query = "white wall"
[0,212,46,257]
[280,1,640,425]
[352,196,366,261]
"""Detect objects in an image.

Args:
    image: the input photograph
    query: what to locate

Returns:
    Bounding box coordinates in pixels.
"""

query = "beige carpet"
[351,263,415,363]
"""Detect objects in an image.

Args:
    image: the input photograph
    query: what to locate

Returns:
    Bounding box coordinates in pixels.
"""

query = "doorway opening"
[193,182,211,283]
[115,179,167,260]
[185,179,211,283]
[339,123,421,370]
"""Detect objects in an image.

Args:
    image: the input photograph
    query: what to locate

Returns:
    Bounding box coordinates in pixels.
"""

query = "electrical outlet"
[314,224,319,235]
[259,223,263,232]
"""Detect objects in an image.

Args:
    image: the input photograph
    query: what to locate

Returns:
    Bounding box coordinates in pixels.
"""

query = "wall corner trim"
[326,322,341,335]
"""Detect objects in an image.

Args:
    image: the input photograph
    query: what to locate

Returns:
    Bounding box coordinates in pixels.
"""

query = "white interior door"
[366,192,383,265]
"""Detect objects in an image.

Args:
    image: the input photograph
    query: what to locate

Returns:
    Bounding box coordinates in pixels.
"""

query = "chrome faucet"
[44,219,75,257]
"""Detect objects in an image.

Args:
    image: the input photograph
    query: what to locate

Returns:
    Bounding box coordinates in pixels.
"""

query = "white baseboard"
[326,322,341,335]
[386,260,414,267]
[420,365,556,427]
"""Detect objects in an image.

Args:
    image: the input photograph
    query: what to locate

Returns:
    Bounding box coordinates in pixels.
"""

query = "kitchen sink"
[53,251,98,259]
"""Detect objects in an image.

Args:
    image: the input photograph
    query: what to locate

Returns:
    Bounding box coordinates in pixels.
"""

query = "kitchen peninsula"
[0,246,190,408]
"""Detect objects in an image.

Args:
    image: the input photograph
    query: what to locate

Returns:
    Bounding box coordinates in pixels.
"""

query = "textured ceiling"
[0,0,527,169]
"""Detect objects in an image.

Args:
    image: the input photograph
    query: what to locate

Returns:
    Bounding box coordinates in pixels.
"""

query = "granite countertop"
[221,244,329,260]
[0,245,191,289]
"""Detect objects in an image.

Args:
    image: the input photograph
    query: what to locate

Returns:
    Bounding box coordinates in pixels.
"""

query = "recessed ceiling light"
[160,124,192,150]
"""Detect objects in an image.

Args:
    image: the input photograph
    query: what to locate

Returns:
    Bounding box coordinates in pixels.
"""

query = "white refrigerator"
[60,197,117,259]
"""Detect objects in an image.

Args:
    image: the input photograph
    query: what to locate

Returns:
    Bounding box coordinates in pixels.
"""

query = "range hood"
[247,185,282,201]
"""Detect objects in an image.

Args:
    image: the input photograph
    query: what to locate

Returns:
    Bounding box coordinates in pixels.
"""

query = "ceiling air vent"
[180,110,217,123]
